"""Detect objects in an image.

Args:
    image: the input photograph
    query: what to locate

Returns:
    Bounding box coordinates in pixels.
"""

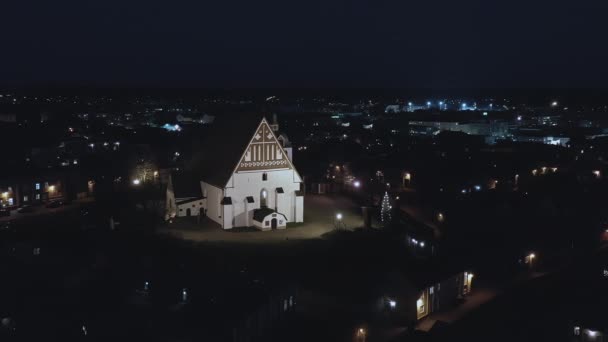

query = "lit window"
[265,221,269,226]
[574,327,580,336]
[35,183,40,190]
[8,198,13,206]
[23,196,28,202]
[35,194,40,200]
[283,299,288,311]
[429,286,434,294]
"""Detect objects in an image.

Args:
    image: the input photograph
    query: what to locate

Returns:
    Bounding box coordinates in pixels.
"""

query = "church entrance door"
[271,218,277,229]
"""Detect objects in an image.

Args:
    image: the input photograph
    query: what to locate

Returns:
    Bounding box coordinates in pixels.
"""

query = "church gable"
[236,119,292,172]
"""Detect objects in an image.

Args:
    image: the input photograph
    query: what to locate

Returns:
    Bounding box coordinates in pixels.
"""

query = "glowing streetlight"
[437,212,445,222]
[356,327,367,341]
[132,179,141,185]
[551,101,558,107]
[388,299,397,309]
[353,180,361,188]
[336,213,343,220]
[527,253,536,269]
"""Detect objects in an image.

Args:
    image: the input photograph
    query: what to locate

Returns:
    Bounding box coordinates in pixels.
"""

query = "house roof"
[189,113,266,188]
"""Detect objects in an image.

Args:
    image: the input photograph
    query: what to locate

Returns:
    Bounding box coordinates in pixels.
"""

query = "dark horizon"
[2,0,608,89]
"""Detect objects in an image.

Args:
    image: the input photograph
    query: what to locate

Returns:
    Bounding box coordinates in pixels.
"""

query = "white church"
[166,115,304,230]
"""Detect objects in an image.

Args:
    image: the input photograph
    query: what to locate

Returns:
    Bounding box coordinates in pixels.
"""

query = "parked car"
[17,205,35,213]
[0,208,10,217]
[1,220,12,230]
[46,200,65,208]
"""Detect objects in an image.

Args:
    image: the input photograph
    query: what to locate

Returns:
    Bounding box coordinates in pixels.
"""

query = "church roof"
[190,113,301,188]
[171,171,202,198]
[191,113,266,188]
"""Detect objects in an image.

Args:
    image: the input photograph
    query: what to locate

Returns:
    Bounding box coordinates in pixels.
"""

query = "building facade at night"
[168,115,304,229]
[203,117,303,229]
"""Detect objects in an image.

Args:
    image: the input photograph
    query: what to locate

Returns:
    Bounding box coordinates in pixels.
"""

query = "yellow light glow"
[1,192,7,197]
[416,298,423,308]
[404,172,411,180]
[48,185,56,192]
[437,213,445,222]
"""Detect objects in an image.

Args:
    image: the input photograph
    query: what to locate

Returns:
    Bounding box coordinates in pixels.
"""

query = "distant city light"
[474,185,481,191]
[551,101,558,107]
[389,300,397,308]
[162,123,182,132]
[133,179,141,185]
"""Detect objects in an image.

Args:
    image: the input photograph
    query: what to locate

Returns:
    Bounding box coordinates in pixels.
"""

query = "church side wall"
[201,181,224,227]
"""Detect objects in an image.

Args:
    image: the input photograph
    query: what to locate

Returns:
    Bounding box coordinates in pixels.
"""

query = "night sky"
[1,0,607,88]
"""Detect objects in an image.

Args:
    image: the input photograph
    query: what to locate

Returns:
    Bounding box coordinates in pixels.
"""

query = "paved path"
[0,198,93,222]
[158,194,367,243]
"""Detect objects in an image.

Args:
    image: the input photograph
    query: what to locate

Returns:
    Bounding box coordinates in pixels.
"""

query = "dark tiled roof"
[176,197,206,205]
[252,208,287,222]
[171,171,202,198]
[188,113,267,188]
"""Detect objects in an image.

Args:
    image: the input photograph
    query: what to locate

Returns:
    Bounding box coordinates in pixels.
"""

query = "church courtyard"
[158,194,370,243]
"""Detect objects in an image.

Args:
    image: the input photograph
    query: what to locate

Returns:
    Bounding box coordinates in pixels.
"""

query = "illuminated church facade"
[199,116,304,230]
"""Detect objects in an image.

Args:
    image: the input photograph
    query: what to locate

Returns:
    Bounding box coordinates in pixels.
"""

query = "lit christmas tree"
[380,191,392,227]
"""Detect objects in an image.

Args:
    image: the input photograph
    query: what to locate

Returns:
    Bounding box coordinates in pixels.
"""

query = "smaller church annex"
[166,114,304,230]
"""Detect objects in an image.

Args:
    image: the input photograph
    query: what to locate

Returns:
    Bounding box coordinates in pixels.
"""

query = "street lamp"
[527,253,536,269]
[356,327,366,341]
[133,179,141,186]
[335,213,345,230]
[354,180,361,188]
[437,212,445,223]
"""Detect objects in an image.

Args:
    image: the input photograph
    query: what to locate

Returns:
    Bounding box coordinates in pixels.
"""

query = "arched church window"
[260,189,268,207]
